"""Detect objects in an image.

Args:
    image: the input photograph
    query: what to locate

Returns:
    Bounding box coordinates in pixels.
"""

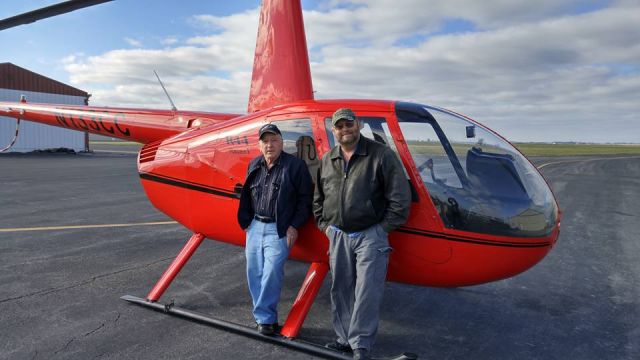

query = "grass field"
[403,140,640,157]
[512,143,640,156]
[90,141,142,146]
[89,140,640,157]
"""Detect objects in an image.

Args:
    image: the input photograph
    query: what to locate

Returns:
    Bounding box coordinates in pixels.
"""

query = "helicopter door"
[323,116,419,202]
[395,103,558,238]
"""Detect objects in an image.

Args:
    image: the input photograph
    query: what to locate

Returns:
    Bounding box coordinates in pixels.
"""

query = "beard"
[337,132,359,146]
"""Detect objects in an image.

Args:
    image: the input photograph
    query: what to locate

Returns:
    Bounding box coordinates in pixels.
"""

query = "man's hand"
[324,227,331,237]
[286,226,298,248]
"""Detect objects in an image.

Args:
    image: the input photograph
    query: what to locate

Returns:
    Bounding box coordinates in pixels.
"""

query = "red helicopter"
[1,0,560,358]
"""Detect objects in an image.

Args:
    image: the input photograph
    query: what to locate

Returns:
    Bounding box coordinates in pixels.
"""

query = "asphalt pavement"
[0,152,638,360]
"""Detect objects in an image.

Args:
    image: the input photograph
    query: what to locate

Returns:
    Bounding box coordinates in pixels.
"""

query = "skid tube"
[121,295,417,360]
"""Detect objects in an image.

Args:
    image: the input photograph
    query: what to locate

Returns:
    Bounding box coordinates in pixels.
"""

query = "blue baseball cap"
[259,123,282,139]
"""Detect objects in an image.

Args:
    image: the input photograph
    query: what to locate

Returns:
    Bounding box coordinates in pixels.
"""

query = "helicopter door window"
[359,122,384,144]
[399,122,463,189]
[269,118,318,182]
[324,116,390,148]
[324,116,418,201]
[324,116,409,175]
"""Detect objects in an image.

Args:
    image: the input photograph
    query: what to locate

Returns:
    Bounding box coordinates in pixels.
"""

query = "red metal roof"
[0,62,89,98]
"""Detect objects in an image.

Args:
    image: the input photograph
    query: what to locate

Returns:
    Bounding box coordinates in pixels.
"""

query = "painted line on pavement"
[0,221,178,233]
[537,155,640,169]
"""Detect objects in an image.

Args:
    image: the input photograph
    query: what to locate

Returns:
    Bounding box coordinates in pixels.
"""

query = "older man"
[314,108,411,359]
[237,123,313,335]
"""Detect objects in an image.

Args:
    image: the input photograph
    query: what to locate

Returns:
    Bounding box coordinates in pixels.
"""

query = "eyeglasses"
[333,121,356,130]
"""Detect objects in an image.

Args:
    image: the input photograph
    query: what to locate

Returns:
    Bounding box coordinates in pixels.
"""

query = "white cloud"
[161,36,179,46]
[63,7,260,113]
[61,1,640,142]
[124,37,143,47]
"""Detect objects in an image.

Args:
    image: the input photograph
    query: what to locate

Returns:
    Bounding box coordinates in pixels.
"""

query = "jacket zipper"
[339,158,350,228]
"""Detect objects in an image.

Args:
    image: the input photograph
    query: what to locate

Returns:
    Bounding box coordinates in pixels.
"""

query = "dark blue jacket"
[237,152,313,238]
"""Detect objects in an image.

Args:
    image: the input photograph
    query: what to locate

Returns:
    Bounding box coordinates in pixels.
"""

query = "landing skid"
[125,233,418,358]
[121,295,418,360]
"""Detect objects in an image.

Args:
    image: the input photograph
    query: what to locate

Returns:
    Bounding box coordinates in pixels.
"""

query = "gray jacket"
[313,136,411,233]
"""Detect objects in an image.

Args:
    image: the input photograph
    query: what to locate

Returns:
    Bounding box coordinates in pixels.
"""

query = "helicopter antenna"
[154,70,177,111]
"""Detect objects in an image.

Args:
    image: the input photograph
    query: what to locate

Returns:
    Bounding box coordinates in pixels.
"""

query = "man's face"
[332,119,360,147]
[259,133,283,162]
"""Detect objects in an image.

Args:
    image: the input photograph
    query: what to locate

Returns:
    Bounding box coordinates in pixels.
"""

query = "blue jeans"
[245,219,289,324]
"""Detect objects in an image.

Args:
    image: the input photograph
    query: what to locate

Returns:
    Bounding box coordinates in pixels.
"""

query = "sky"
[1,0,639,143]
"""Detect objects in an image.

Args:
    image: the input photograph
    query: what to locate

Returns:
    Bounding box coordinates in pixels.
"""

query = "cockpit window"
[396,103,558,238]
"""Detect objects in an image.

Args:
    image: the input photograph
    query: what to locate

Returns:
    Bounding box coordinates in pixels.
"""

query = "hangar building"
[0,62,90,153]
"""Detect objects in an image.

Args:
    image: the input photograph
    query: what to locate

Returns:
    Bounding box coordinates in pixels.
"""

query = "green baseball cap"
[331,108,357,126]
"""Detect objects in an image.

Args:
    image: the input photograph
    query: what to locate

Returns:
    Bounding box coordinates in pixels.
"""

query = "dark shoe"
[257,323,275,335]
[353,348,371,360]
[325,339,352,353]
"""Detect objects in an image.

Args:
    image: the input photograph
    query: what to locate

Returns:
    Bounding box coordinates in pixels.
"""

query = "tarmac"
[1,150,639,360]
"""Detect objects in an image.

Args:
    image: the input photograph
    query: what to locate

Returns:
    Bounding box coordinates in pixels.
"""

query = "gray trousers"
[327,223,392,351]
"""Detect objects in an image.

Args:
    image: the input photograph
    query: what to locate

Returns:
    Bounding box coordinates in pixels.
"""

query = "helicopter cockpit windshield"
[395,102,558,238]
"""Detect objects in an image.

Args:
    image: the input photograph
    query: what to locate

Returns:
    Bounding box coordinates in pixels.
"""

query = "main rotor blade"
[0,0,114,31]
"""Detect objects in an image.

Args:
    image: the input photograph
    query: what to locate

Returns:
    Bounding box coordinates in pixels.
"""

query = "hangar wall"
[0,89,87,152]
[0,63,90,153]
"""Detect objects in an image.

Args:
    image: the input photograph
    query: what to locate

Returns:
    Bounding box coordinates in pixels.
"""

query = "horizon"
[1,0,638,144]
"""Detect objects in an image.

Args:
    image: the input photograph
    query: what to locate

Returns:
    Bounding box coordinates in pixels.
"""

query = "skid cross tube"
[147,233,205,301]
[281,262,329,338]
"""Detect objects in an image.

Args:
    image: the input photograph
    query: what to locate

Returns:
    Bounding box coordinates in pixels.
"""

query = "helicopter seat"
[466,147,529,202]
[296,135,320,181]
